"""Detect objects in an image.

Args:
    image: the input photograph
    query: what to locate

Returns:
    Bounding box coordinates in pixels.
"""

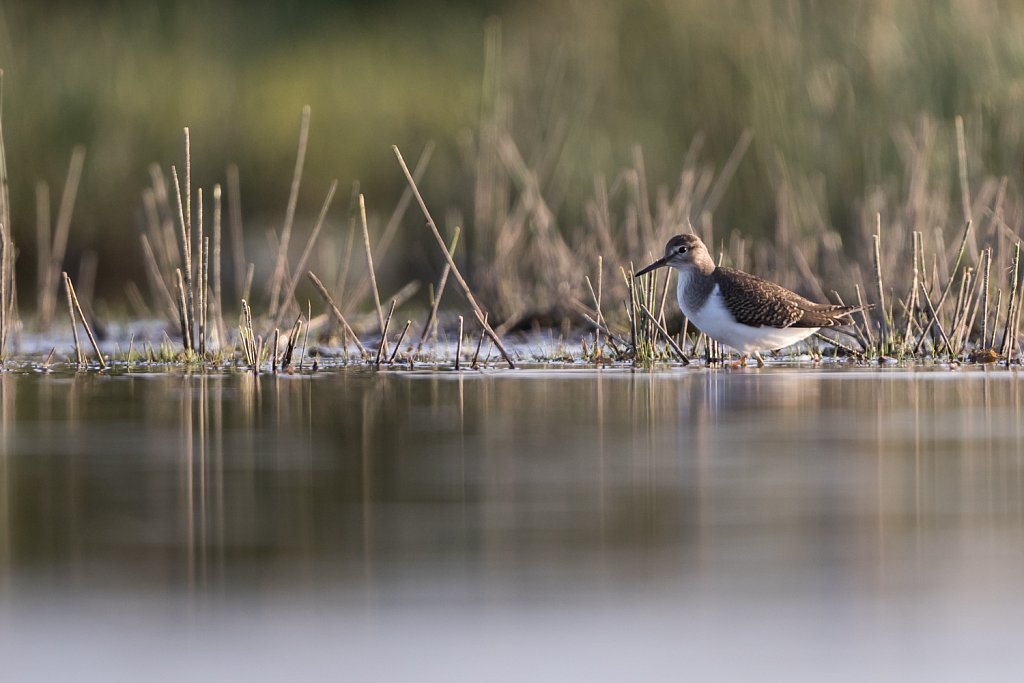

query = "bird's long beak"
[635,257,668,278]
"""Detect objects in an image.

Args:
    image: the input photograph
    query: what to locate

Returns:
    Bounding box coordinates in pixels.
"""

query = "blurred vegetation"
[4,0,1024,311]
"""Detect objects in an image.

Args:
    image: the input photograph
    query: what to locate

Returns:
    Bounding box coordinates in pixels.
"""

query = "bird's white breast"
[677,272,818,353]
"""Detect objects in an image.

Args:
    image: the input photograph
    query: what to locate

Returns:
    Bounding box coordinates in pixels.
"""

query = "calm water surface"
[2,366,1024,680]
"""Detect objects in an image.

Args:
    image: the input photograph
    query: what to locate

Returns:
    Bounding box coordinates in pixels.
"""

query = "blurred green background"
[4,0,1024,309]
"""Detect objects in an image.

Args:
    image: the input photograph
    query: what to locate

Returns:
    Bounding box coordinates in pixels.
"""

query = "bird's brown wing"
[715,267,854,329]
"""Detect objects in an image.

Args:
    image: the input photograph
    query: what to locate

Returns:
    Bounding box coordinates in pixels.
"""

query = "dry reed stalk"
[454,315,464,370]
[242,263,254,304]
[77,251,97,309]
[63,272,83,366]
[197,188,207,355]
[226,164,246,299]
[632,147,654,247]
[35,181,50,322]
[596,255,604,357]
[171,164,194,351]
[948,260,975,352]
[271,328,280,372]
[36,147,86,331]
[581,312,629,350]
[345,145,436,314]
[389,320,412,365]
[914,221,973,354]
[872,220,889,348]
[980,248,992,347]
[854,284,875,351]
[63,272,105,369]
[239,299,257,367]
[471,313,488,368]
[306,270,368,356]
[958,271,982,354]
[955,115,979,261]
[274,180,338,328]
[1011,260,1024,363]
[124,281,151,319]
[359,194,387,350]
[919,280,954,356]
[0,72,8,359]
[416,226,461,353]
[268,106,311,319]
[299,301,311,370]
[212,184,226,349]
[702,128,753,216]
[636,299,688,363]
[375,299,397,368]
[139,233,178,317]
[900,231,921,355]
[280,316,302,369]
[333,182,360,312]
[172,270,189,354]
[1000,241,1021,359]
[394,145,515,368]
[376,142,435,259]
[986,290,1000,350]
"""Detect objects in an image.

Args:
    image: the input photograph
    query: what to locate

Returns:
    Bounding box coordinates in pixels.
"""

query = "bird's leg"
[730,354,749,368]
[754,351,765,368]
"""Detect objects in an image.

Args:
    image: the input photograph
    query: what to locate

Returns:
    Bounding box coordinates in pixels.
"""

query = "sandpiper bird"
[636,233,857,366]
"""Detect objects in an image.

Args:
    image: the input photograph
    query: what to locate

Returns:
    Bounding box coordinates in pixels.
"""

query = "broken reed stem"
[283,322,300,368]
[454,315,464,370]
[307,270,368,356]
[915,221,973,354]
[299,301,311,370]
[471,312,489,368]
[63,271,105,369]
[275,179,338,328]
[394,145,515,369]
[416,226,461,353]
[375,299,397,367]
[854,284,875,351]
[63,272,84,366]
[581,313,630,349]
[239,299,257,367]
[920,279,954,356]
[268,105,311,319]
[636,299,689,364]
[389,320,412,365]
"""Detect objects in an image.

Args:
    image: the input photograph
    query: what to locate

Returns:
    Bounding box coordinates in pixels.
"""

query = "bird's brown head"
[635,234,713,277]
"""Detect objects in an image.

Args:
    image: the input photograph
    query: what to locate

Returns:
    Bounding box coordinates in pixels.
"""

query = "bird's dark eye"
[677,247,688,254]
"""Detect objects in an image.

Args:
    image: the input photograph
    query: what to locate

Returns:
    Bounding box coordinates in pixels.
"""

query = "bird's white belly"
[679,283,817,353]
